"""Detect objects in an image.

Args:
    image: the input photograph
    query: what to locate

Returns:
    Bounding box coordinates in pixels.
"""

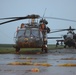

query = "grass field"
[0,44,64,54]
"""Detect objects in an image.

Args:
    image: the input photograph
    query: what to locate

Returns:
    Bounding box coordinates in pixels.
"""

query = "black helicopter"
[0,14,76,53]
[51,26,76,48]
[13,15,51,53]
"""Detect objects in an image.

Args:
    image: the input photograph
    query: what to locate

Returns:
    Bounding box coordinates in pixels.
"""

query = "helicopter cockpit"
[16,27,42,38]
[16,27,41,37]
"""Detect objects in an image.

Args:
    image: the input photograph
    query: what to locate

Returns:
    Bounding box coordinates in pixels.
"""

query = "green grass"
[48,44,64,50]
[0,44,64,54]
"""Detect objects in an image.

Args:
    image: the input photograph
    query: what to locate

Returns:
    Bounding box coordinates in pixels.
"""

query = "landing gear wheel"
[41,47,44,52]
[41,46,48,53]
[44,47,48,53]
[13,45,20,53]
[75,46,76,49]
[16,47,20,54]
[64,45,66,48]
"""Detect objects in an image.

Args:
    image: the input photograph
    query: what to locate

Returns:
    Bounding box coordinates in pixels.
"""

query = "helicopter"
[51,26,76,48]
[0,14,76,53]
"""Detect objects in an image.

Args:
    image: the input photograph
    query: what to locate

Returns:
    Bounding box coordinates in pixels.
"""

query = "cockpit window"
[31,28,39,37]
[17,30,25,37]
[25,29,30,37]
[16,28,39,38]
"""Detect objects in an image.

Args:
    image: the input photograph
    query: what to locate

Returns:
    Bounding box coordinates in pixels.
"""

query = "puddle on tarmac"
[0,49,76,75]
[0,53,76,66]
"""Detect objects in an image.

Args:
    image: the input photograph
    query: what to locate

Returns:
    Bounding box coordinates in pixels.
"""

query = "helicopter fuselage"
[12,15,50,53]
[15,27,44,48]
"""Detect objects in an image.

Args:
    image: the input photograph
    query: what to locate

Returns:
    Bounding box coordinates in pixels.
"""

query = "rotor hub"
[26,14,40,19]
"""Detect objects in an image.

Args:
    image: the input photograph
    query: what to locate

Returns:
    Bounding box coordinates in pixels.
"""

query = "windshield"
[17,28,39,38]
[17,30,25,37]
[67,33,73,39]
[31,28,39,37]
[25,29,30,37]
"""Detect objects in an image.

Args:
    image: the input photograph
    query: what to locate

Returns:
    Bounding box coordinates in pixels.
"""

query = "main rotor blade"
[0,17,26,25]
[0,15,76,22]
[0,14,40,25]
[47,37,62,39]
[43,17,76,22]
[50,28,76,33]
[0,14,76,25]
[0,14,40,20]
[50,29,67,33]
[0,17,20,20]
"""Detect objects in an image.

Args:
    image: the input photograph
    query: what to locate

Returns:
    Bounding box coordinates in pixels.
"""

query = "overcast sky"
[0,0,76,44]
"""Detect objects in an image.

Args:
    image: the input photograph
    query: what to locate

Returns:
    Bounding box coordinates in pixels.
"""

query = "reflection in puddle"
[0,54,76,66]
[0,52,76,75]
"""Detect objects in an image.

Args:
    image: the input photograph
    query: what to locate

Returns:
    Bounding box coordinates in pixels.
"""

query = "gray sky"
[0,0,76,44]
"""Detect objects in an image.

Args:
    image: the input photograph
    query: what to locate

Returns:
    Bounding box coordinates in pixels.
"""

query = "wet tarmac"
[0,48,76,75]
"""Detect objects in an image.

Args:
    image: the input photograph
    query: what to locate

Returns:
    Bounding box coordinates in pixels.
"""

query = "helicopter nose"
[24,38,28,41]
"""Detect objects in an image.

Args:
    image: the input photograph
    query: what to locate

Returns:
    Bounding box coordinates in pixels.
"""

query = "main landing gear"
[13,45,20,54]
[41,45,48,53]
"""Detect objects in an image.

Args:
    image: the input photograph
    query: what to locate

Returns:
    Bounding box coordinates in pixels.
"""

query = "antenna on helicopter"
[39,8,48,25]
[43,8,47,18]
